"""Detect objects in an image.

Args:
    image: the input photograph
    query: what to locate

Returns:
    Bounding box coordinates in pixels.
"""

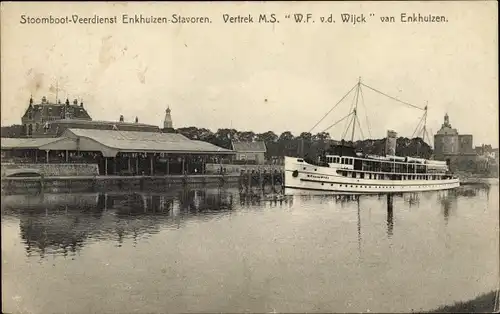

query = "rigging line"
[343,87,358,138]
[424,129,432,146]
[350,83,361,143]
[361,83,425,111]
[355,114,365,140]
[359,85,372,139]
[320,111,354,133]
[308,83,358,133]
[411,114,425,138]
[342,113,355,140]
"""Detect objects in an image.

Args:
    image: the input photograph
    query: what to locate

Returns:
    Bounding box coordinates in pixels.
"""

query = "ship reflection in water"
[1,185,498,314]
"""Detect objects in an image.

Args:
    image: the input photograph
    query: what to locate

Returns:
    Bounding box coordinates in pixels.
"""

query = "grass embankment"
[426,290,499,313]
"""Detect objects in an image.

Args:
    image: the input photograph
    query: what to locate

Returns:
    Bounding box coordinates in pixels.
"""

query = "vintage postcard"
[1,1,498,313]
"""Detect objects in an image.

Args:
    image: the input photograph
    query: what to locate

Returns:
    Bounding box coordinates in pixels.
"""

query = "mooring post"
[40,174,45,193]
[247,170,251,190]
[259,170,263,190]
[387,194,394,238]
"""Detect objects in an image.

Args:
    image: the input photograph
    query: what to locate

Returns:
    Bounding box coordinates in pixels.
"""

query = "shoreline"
[424,290,499,313]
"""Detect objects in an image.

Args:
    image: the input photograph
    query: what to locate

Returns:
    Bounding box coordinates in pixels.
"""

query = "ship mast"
[421,103,429,144]
[309,77,428,148]
[350,77,361,142]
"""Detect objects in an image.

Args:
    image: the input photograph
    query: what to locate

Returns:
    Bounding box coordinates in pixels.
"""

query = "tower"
[385,130,397,156]
[443,113,451,128]
[163,107,173,129]
[434,113,459,160]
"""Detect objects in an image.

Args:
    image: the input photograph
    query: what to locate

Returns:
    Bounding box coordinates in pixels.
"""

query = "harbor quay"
[1,168,285,195]
[0,95,285,194]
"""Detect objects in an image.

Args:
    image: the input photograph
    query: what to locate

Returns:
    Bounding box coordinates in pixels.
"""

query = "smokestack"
[119,115,124,122]
[385,130,397,156]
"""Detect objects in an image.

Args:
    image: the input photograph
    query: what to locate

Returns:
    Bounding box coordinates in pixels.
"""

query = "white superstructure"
[284,153,460,194]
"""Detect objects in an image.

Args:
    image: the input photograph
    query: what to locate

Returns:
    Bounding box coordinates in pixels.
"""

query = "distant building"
[22,96,91,137]
[231,141,267,164]
[43,118,160,136]
[20,95,160,137]
[475,144,499,161]
[163,107,173,129]
[385,130,397,155]
[434,113,475,161]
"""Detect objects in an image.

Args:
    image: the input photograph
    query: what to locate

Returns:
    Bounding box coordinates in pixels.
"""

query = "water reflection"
[387,194,394,238]
[1,188,240,258]
[1,185,494,261]
[2,184,498,314]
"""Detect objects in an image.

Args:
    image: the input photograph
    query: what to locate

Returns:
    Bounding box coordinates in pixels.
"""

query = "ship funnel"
[385,130,397,156]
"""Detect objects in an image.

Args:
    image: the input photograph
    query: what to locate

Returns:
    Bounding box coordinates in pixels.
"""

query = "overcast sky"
[1,2,498,146]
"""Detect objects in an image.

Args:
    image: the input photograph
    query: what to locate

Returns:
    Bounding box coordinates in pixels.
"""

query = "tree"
[313,132,331,141]
[238,131,256,142]
[176,126,201,139]
[213,128,238,149]
[279,131,294,141]
[256,131,278,143]
[298,132,312,141]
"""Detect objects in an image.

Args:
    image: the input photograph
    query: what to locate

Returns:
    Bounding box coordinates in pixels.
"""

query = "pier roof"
[1,137,78,151]
[1,137,62,149]
[231,141,267,153]
[63,128,235,156]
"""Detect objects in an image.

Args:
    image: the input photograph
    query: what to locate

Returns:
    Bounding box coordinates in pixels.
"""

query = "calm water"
[2,185,499,313]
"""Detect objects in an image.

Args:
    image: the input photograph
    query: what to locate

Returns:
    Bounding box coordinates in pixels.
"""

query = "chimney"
[119,115,124,122]
[73,99,78,105]
[385,130,397,156]
[80,101,84,107]
[135,116,138,123]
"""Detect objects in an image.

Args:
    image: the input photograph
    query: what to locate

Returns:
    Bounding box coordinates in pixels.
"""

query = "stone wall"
[1,163,99,177]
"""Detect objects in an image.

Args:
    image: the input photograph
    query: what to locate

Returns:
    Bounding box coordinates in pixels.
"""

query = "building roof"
[50,119,158,128]
[436,126,459,136]
[63,129,235,154]
[1,137,61,149]
[23,102,92,121]
[231,141,267,153]
[47,118,160,133]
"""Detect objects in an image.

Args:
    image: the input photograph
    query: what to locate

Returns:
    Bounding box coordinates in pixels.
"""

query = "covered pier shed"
[1,129,235,175]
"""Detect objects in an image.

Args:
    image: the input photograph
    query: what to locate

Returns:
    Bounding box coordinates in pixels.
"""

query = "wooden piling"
[39,174,45,193]
[271,170,275,192]
[259,170,263,190]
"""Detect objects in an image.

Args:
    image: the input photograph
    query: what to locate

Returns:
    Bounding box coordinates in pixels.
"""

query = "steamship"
[284,79,460,194]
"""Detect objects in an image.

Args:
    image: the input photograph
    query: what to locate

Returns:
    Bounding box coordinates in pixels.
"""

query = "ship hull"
[284,156,460,195]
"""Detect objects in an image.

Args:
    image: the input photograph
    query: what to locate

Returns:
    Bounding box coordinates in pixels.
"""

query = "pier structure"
[1,128,235,177]
[238,168,285,193]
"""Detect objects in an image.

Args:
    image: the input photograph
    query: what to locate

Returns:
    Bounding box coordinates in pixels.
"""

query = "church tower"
[163,107,173,129]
